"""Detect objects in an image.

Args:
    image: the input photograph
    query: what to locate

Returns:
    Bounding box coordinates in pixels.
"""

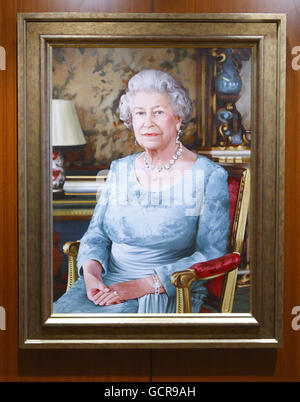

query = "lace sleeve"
[76,161,116,276]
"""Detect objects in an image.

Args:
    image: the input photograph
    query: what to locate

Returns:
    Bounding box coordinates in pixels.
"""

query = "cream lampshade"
[51,99,86,197]
[52,99,86,146]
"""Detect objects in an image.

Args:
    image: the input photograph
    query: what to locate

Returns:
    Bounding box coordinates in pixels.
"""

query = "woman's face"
[131,91,182,152]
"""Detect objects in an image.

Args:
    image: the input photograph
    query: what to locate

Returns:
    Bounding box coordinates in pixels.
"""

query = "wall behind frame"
[0,0,299,381]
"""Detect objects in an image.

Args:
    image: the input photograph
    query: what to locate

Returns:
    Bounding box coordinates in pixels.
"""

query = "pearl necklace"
[143,141,183,181]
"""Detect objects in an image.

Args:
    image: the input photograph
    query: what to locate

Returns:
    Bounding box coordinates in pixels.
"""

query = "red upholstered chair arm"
[170,252,240,314]
[188,252,240,280]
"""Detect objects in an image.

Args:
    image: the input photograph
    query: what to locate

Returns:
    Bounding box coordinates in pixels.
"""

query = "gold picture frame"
[18,12,286,348]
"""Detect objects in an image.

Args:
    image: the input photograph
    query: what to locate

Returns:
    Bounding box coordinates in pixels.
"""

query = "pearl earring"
[176,129,183,144]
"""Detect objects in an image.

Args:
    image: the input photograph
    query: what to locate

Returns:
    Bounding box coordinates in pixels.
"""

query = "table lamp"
[51,99,86,197]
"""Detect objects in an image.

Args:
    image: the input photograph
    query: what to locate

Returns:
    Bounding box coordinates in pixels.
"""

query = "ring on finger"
[100,291,119,305]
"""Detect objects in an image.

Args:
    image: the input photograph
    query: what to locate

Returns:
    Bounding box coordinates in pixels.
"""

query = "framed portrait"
[18,13,286,348]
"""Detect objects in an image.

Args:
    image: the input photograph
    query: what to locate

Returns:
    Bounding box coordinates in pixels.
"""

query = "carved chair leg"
[66,255,77,292]
[221,268,238,313]
[63,241,80,291]
[176,287,192,313]
[171,269,197,314]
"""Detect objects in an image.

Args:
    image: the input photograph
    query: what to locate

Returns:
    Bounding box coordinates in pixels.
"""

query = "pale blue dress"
[53,153,230,314]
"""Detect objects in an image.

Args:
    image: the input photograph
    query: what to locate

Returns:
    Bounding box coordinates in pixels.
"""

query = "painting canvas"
[51,46,252,314]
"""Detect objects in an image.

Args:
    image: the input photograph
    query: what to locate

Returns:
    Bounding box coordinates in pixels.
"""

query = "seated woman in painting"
[53,69,230,314]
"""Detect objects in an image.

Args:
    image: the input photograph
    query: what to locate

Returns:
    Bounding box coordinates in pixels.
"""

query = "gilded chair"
[62,165,250,314]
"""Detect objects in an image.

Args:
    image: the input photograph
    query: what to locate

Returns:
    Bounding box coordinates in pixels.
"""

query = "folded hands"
[83,260,165,306]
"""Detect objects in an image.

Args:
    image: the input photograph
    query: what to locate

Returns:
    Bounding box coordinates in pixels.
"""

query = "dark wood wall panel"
[17,0,153,13]
[0,0,300,381]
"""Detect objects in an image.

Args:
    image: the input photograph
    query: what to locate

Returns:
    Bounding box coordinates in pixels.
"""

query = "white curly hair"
[119,69,193,130]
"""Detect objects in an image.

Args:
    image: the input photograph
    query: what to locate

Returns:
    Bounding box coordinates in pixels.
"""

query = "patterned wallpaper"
[52,47,198,168]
